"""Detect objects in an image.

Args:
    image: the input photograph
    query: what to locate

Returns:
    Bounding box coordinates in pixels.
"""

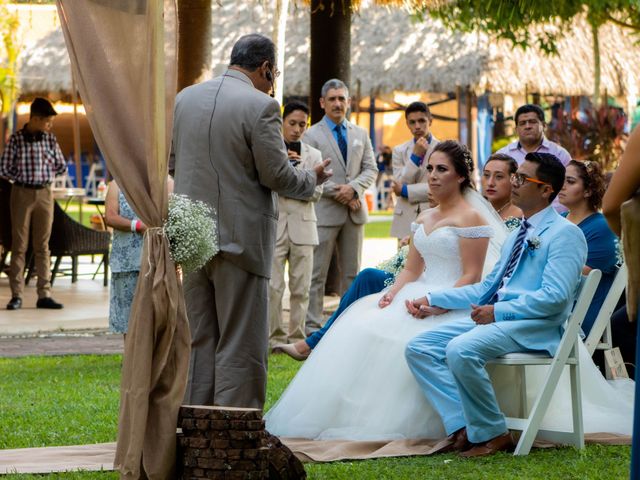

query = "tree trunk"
[309,0,351,123]
[177,0,212,92]
[272,0,290,105]
[591,19,601,107]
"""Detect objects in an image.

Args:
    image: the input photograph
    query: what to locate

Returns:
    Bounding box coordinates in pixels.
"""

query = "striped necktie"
[334,125,348,164]
[488,219,531,304]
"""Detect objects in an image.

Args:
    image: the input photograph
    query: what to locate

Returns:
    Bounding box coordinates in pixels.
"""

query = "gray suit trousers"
[183,255,269,409]
[306,219,363,332]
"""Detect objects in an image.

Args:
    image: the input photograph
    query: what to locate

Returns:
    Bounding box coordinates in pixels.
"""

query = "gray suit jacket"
[390,136,439,238]
[276,142,323,245]
[172,69,316,278]
[303,118,377,226]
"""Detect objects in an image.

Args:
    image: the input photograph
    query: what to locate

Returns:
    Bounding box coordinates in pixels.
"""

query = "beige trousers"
[268,228,314,347]
[9,185,54,299]
[183,254,269,409]
[306,219,363,333]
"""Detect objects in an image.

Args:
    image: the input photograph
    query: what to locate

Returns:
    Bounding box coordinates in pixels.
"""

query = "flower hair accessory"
[583,160,594,173]
[526,237,541,252]
[462,149,473,171]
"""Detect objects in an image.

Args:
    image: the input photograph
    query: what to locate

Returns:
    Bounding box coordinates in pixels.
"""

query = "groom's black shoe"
[430,427,470,454]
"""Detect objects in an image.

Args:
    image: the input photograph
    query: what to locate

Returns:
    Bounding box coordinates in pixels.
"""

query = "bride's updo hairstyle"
[431,140,474,192]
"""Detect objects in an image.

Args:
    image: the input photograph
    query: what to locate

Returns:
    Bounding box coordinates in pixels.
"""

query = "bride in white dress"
[265,141,634,443]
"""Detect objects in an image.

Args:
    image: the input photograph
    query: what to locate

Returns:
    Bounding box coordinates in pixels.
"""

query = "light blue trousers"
[405,317,523,444]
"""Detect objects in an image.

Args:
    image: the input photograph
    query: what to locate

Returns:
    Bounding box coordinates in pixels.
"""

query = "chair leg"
[520,365,528,418]
[24,254,34,285]
[103,252,109,287]
[72,256,78,283]
[570,360,585,449]
[51,256,62,286]
[513,360,569,455]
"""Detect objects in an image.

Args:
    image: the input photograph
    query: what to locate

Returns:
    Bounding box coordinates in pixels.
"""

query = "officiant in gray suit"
[172,34,332,409]
[303,79,377,333]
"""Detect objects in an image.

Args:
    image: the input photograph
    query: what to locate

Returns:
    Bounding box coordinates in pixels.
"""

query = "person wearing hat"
[0,97,67,310]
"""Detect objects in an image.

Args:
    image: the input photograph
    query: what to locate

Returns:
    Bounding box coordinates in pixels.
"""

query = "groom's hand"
[470,304,495,324]
[406,296,429,319]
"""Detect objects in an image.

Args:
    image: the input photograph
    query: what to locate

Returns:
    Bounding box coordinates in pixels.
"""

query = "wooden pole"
[150,0,166,185]
[71,72,82,188]
[272,0,290,106]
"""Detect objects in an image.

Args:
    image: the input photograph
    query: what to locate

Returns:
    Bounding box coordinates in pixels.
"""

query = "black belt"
[13,181,50,190]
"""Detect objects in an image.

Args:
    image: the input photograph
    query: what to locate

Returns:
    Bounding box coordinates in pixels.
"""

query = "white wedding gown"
[265,223,635,441]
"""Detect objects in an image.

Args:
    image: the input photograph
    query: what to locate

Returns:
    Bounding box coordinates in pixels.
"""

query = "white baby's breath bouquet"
[164,194,219,273]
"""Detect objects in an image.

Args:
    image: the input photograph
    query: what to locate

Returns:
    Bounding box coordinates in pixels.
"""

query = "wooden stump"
[178,405,306,480]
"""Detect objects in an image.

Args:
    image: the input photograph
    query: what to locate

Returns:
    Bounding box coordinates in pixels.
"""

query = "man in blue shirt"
[302,79,377,334]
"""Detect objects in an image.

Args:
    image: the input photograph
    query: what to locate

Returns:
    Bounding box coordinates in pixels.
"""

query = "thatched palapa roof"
[19,1,640,98]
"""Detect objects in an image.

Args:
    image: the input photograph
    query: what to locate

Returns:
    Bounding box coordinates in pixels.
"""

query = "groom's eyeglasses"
[510,173,551,187]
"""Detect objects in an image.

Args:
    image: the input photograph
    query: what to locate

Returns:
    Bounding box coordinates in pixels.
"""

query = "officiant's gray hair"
[230,34,276,71]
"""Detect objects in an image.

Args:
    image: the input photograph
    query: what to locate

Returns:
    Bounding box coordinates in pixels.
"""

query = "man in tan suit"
[172,34,331,409]
[269,101,323,347]
[390,101,439,240]
[303,79,377,334]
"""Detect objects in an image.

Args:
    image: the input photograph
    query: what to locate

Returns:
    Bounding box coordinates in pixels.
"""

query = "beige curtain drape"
[56,1,189,478]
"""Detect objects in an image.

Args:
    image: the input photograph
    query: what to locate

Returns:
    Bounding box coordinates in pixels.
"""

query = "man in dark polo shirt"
[0,98,67,310]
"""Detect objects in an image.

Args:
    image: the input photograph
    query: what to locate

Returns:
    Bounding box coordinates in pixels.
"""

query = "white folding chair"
[489,269,602,455]
[584,263,627,356]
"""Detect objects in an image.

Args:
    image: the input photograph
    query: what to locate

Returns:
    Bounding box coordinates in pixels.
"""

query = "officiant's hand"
[470,304,495,324]
[314,159,333,185]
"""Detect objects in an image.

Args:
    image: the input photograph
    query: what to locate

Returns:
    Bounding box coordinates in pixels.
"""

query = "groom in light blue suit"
[405,152,587,457]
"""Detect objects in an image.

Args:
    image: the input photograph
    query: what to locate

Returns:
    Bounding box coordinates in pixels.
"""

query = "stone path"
[0,330,123,358]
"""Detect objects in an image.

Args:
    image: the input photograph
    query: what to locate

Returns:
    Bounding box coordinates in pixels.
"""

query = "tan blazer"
[172,69,317,278]
[303,118,377,227]
[276,142,323,246]
[390,136,439,238]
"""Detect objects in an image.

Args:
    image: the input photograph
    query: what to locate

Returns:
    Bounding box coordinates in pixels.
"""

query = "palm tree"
[177,0,212,91]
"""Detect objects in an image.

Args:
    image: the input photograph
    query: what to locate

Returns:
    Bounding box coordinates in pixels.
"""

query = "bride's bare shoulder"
[456,205,489,229]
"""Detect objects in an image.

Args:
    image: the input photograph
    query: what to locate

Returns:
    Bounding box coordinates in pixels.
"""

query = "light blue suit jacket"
[429,206,587,355]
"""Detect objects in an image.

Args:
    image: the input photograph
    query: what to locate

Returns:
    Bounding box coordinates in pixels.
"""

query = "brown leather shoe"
[429,427,470,454]
[459,432,515,458]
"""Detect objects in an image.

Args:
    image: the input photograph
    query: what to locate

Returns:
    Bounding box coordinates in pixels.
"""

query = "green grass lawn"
[0,355,632,479]
[364,221,392,238]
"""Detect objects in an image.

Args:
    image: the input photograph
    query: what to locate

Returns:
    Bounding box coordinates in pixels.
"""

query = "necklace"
[495,201,511,215]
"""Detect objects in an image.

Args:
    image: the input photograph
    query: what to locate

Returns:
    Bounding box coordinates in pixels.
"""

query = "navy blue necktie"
[488,219,531,304]
[334,125,348,164]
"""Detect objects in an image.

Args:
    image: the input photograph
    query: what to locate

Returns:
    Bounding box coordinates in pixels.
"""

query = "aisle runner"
[0,443,115,474]
[0,434,630,473]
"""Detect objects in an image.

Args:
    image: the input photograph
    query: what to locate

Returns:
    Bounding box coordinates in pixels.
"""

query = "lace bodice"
[411,222,494,285]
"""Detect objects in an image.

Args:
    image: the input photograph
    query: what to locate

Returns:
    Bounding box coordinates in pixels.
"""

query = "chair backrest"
[0,178,12,248]
[584,264,627,356]
[561,270,602,359]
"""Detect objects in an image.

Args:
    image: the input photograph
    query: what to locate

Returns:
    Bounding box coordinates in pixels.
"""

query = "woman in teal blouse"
[559,160,619,335]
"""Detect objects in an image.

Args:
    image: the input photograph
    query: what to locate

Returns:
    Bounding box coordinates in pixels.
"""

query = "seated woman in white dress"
[265,140,507,440]
[265,140,635,449]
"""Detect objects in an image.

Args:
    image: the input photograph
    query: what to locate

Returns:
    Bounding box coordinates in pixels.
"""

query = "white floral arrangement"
[164,194,219,273]
[377,245,409,287]
[526,237,541,252]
